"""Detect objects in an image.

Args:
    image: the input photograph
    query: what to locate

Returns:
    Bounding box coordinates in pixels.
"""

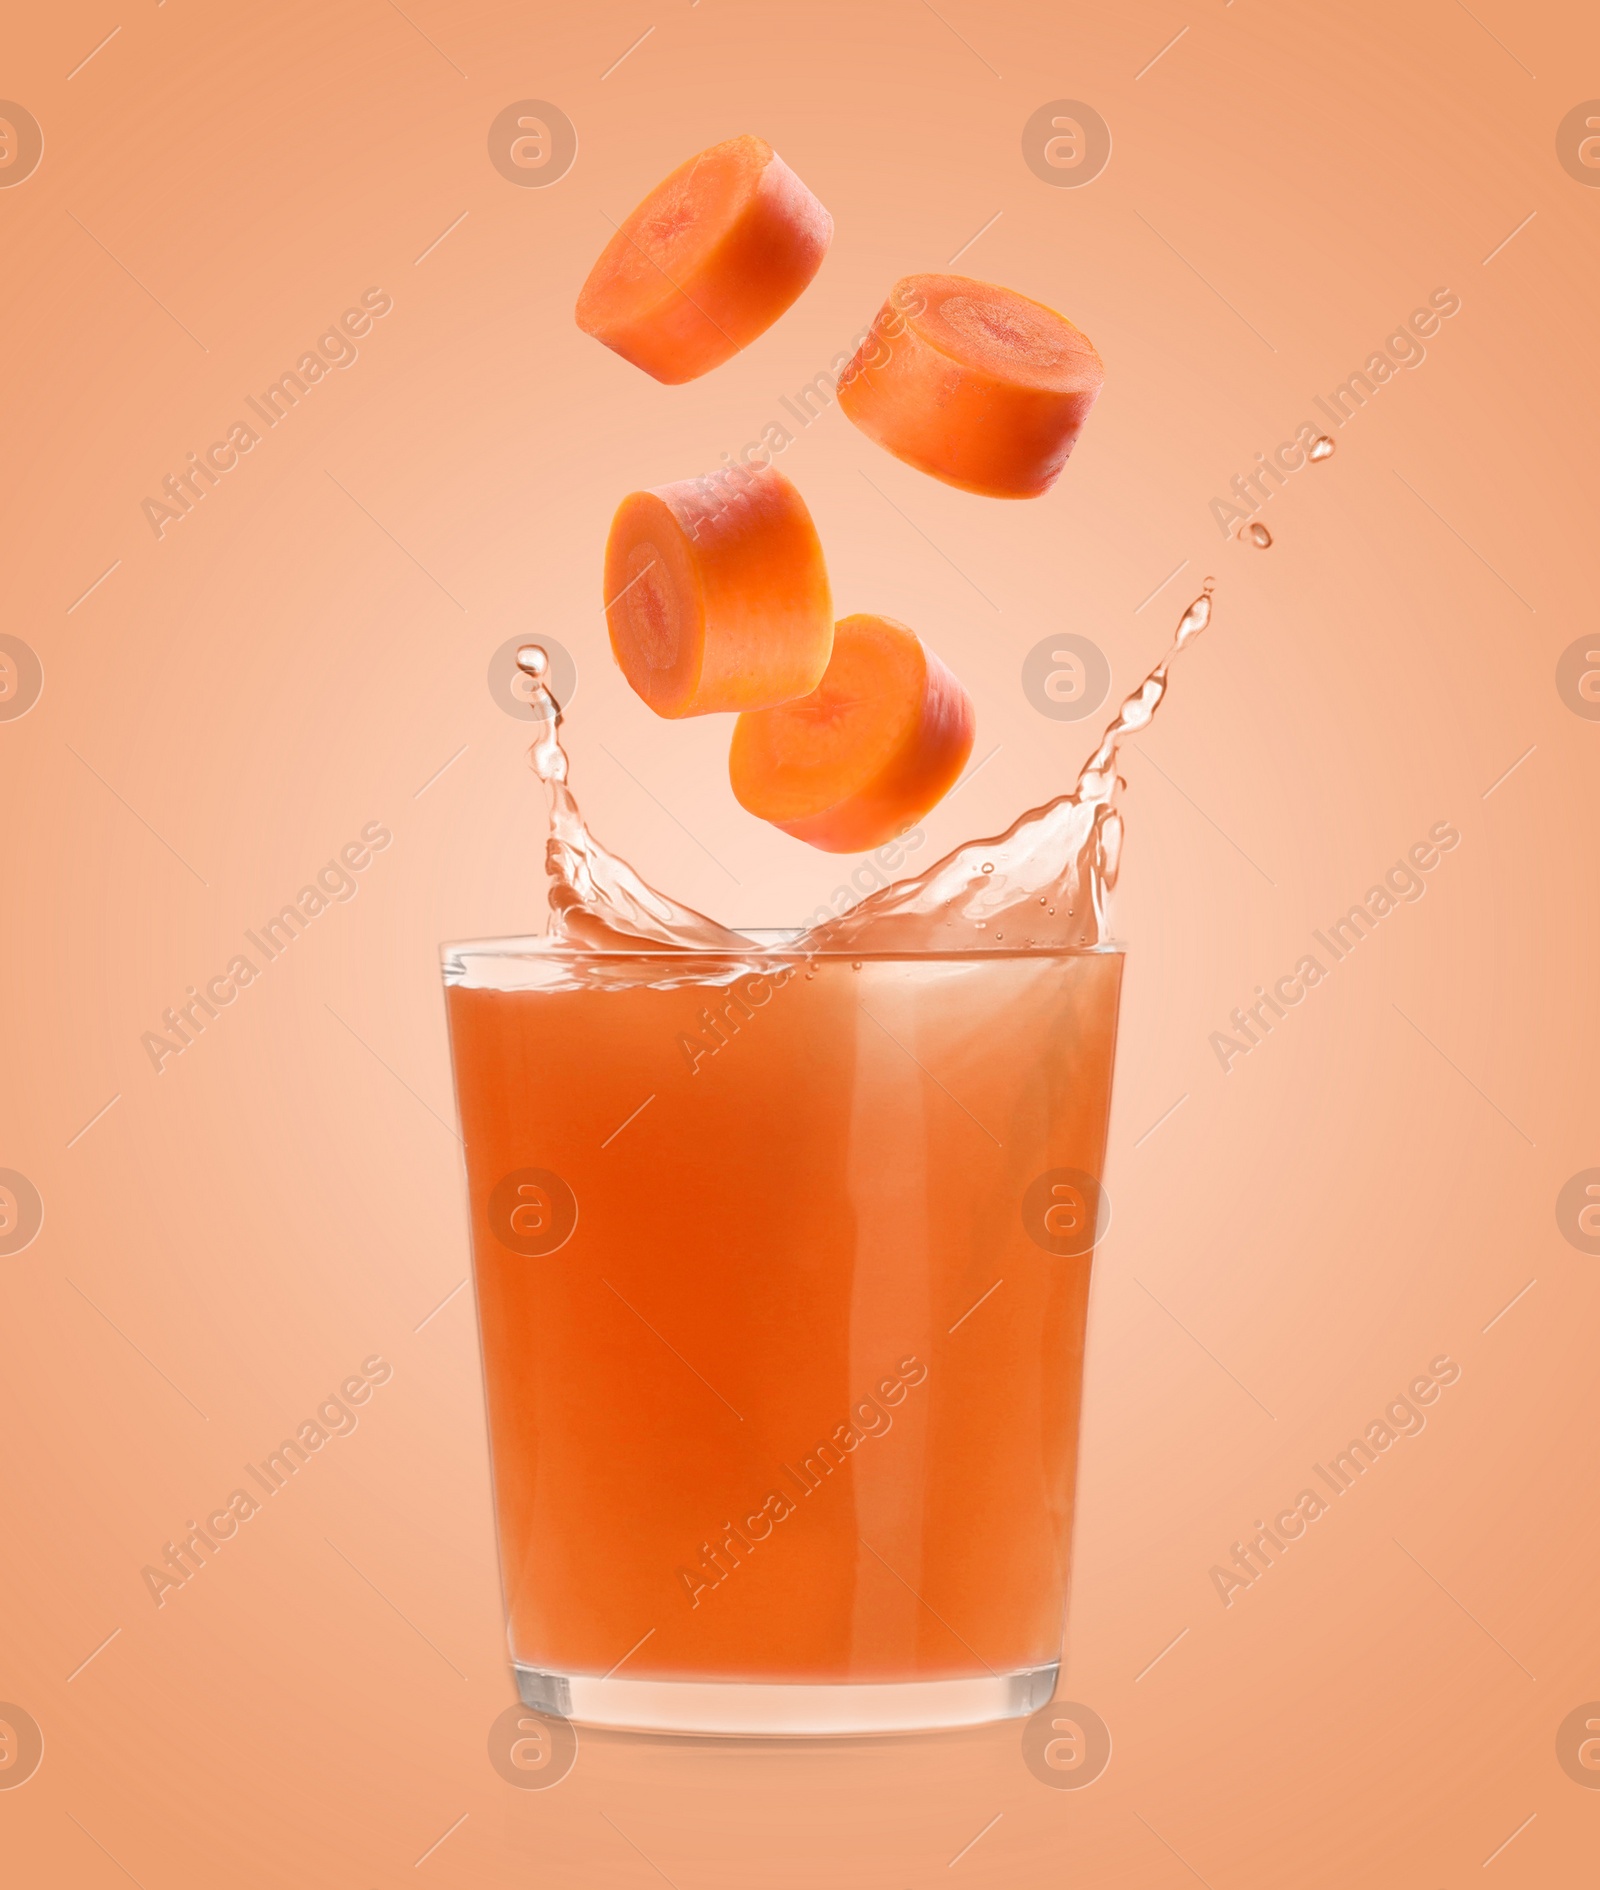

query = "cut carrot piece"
[728,615,975,853]
[604,463,834,719]
[576,134,832,384]
[837,274,1104,498]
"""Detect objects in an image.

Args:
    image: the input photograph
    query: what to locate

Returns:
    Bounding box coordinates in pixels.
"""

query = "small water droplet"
[981,862,994,875]
[1308,434,1335,463]
[994,932,1003,941]
[1241,521,1272,549]
[1047,907,1055,915]
[515,644,549,679]
[851,960,861,971]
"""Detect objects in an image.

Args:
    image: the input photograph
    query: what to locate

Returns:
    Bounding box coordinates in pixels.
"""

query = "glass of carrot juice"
[444,936,1119,1735]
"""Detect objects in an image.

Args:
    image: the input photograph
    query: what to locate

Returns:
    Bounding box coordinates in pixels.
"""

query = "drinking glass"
[443,939,1121,1735]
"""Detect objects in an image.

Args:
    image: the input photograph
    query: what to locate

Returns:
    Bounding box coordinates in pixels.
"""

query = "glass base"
[515,1662,1058,1736]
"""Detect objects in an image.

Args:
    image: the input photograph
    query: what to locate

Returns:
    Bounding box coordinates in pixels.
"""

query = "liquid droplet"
[851,960,862,971]
[1241,521,1272,549]
[1308,434,1335,463]
[515,644,549,680]
[981,862,994,875]
[1174,588,1211,649]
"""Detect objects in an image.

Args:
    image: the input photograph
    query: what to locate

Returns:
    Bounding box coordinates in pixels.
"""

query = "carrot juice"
[446,944,1119,1733]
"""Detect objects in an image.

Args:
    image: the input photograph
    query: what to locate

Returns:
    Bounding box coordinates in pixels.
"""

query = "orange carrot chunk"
[837,274,1104,498]
[576,134,833,385]
[605,463,834,719]
[728,615,975,853]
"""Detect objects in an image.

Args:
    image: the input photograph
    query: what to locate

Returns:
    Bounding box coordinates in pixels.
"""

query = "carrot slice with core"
[576,134,833,385]
[838,274,1104,498]
[729,615,975,852]
[605,464,834,718]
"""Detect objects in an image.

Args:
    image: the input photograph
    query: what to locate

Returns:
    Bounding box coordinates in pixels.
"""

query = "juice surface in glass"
[445,941,1121,1734]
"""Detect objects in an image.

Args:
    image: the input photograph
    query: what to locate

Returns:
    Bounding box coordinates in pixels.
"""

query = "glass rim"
[441,931,1125,964]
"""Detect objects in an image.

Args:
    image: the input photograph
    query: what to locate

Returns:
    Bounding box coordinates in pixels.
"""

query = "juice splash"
[519,584,1214,950]
[814,583,1213,950]
[518,646,749,954]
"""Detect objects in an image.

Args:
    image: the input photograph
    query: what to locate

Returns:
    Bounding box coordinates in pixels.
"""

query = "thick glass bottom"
[515,1662,1059,1736]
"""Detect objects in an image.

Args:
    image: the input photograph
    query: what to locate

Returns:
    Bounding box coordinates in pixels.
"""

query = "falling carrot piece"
[728,614,975,853]
[576,134,833,385]
[605,463,834,719]
[837,274,1104,498]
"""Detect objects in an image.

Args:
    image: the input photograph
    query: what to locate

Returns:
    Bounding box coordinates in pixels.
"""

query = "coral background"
[2,2,1597,1884]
